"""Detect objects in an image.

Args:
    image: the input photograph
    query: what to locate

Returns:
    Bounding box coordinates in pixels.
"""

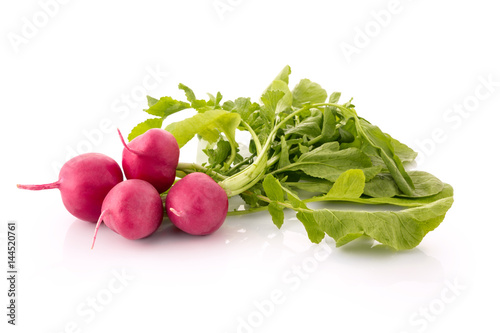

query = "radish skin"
[17,153,123,222]
[166,172,228,235]
[119,128,179,194]
[91,179,164,248]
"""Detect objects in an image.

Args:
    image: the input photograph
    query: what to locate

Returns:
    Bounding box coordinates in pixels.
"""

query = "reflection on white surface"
[6,152,471,333]
[8,182,472,333]
[61,208,445,286]
[56,207,449,331]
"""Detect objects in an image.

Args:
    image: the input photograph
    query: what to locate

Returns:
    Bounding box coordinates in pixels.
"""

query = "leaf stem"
[176,162,227,180]
[219,105,316,197]
[270,161,337,176]
[241,120,262,154]
[303,195,425,207]
[219,109,302,196]
[223,135,238,170]
[243,191,307,212]
[227,206,269,216]
[225,154,255,176]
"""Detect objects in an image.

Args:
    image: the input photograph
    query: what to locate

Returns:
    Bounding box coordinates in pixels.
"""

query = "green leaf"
[178,83,196,103]
[337,105,416,196]
[271,65,291,84]
[285,108,322,138]
[328,92,341,104]
[285,180,333,194]
[177,84,211,112]
[207,92,223,108]
[320,91,342,144]
[278,136,291,170]
[298,143,310,154]
[165,109,241,148]
[363,174,400,198]
[307,182,453,208]
[262,174,284,202]
[262,174,285,228]
[261,90,285,122]
[258,65,292,128]
[297,197,454,250]
[292,79,328,108]
[204,140,232,166]
[388,134,418,163]
[364,171,444,198]
[225,97,260,123]
[360,133,418,167]
[397,171,444,198]
[362,183,454,207]
[281,185,308,210]
[262,80,293,115]
[296,210,326,243]
[317,107,339,144]
[357,118,415,195]
[326,169,365,199]
[338,118,357,144]
[239,186,263,208]
[127,118,164,141]
[298,141,340,156]
[146,95,159,107]
[222,100,235,111]
[144,96,191,118]
[284,144,381,182]
[268,203,285,228]
[191,99,209,111]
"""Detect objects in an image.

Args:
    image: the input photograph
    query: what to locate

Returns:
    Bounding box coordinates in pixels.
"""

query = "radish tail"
[17,181,60,191]
[117,129,143,155]
[91,209,107,249]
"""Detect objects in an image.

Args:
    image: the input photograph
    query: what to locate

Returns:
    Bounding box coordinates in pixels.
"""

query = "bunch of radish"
[17,128,229,248]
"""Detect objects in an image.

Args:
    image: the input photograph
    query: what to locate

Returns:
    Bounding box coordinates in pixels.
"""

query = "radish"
[17,153,123,222]
[166,172,228,235]
[118,128,179,193]
[91,179,163,248]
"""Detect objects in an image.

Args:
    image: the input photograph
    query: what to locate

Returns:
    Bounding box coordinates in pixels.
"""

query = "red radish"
[118,128,179,193]
[17,153,123,222]
[166,172,228,235]
[91,179,163,249]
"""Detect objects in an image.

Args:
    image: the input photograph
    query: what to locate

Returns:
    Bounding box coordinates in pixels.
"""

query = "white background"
[1,0,499,332]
